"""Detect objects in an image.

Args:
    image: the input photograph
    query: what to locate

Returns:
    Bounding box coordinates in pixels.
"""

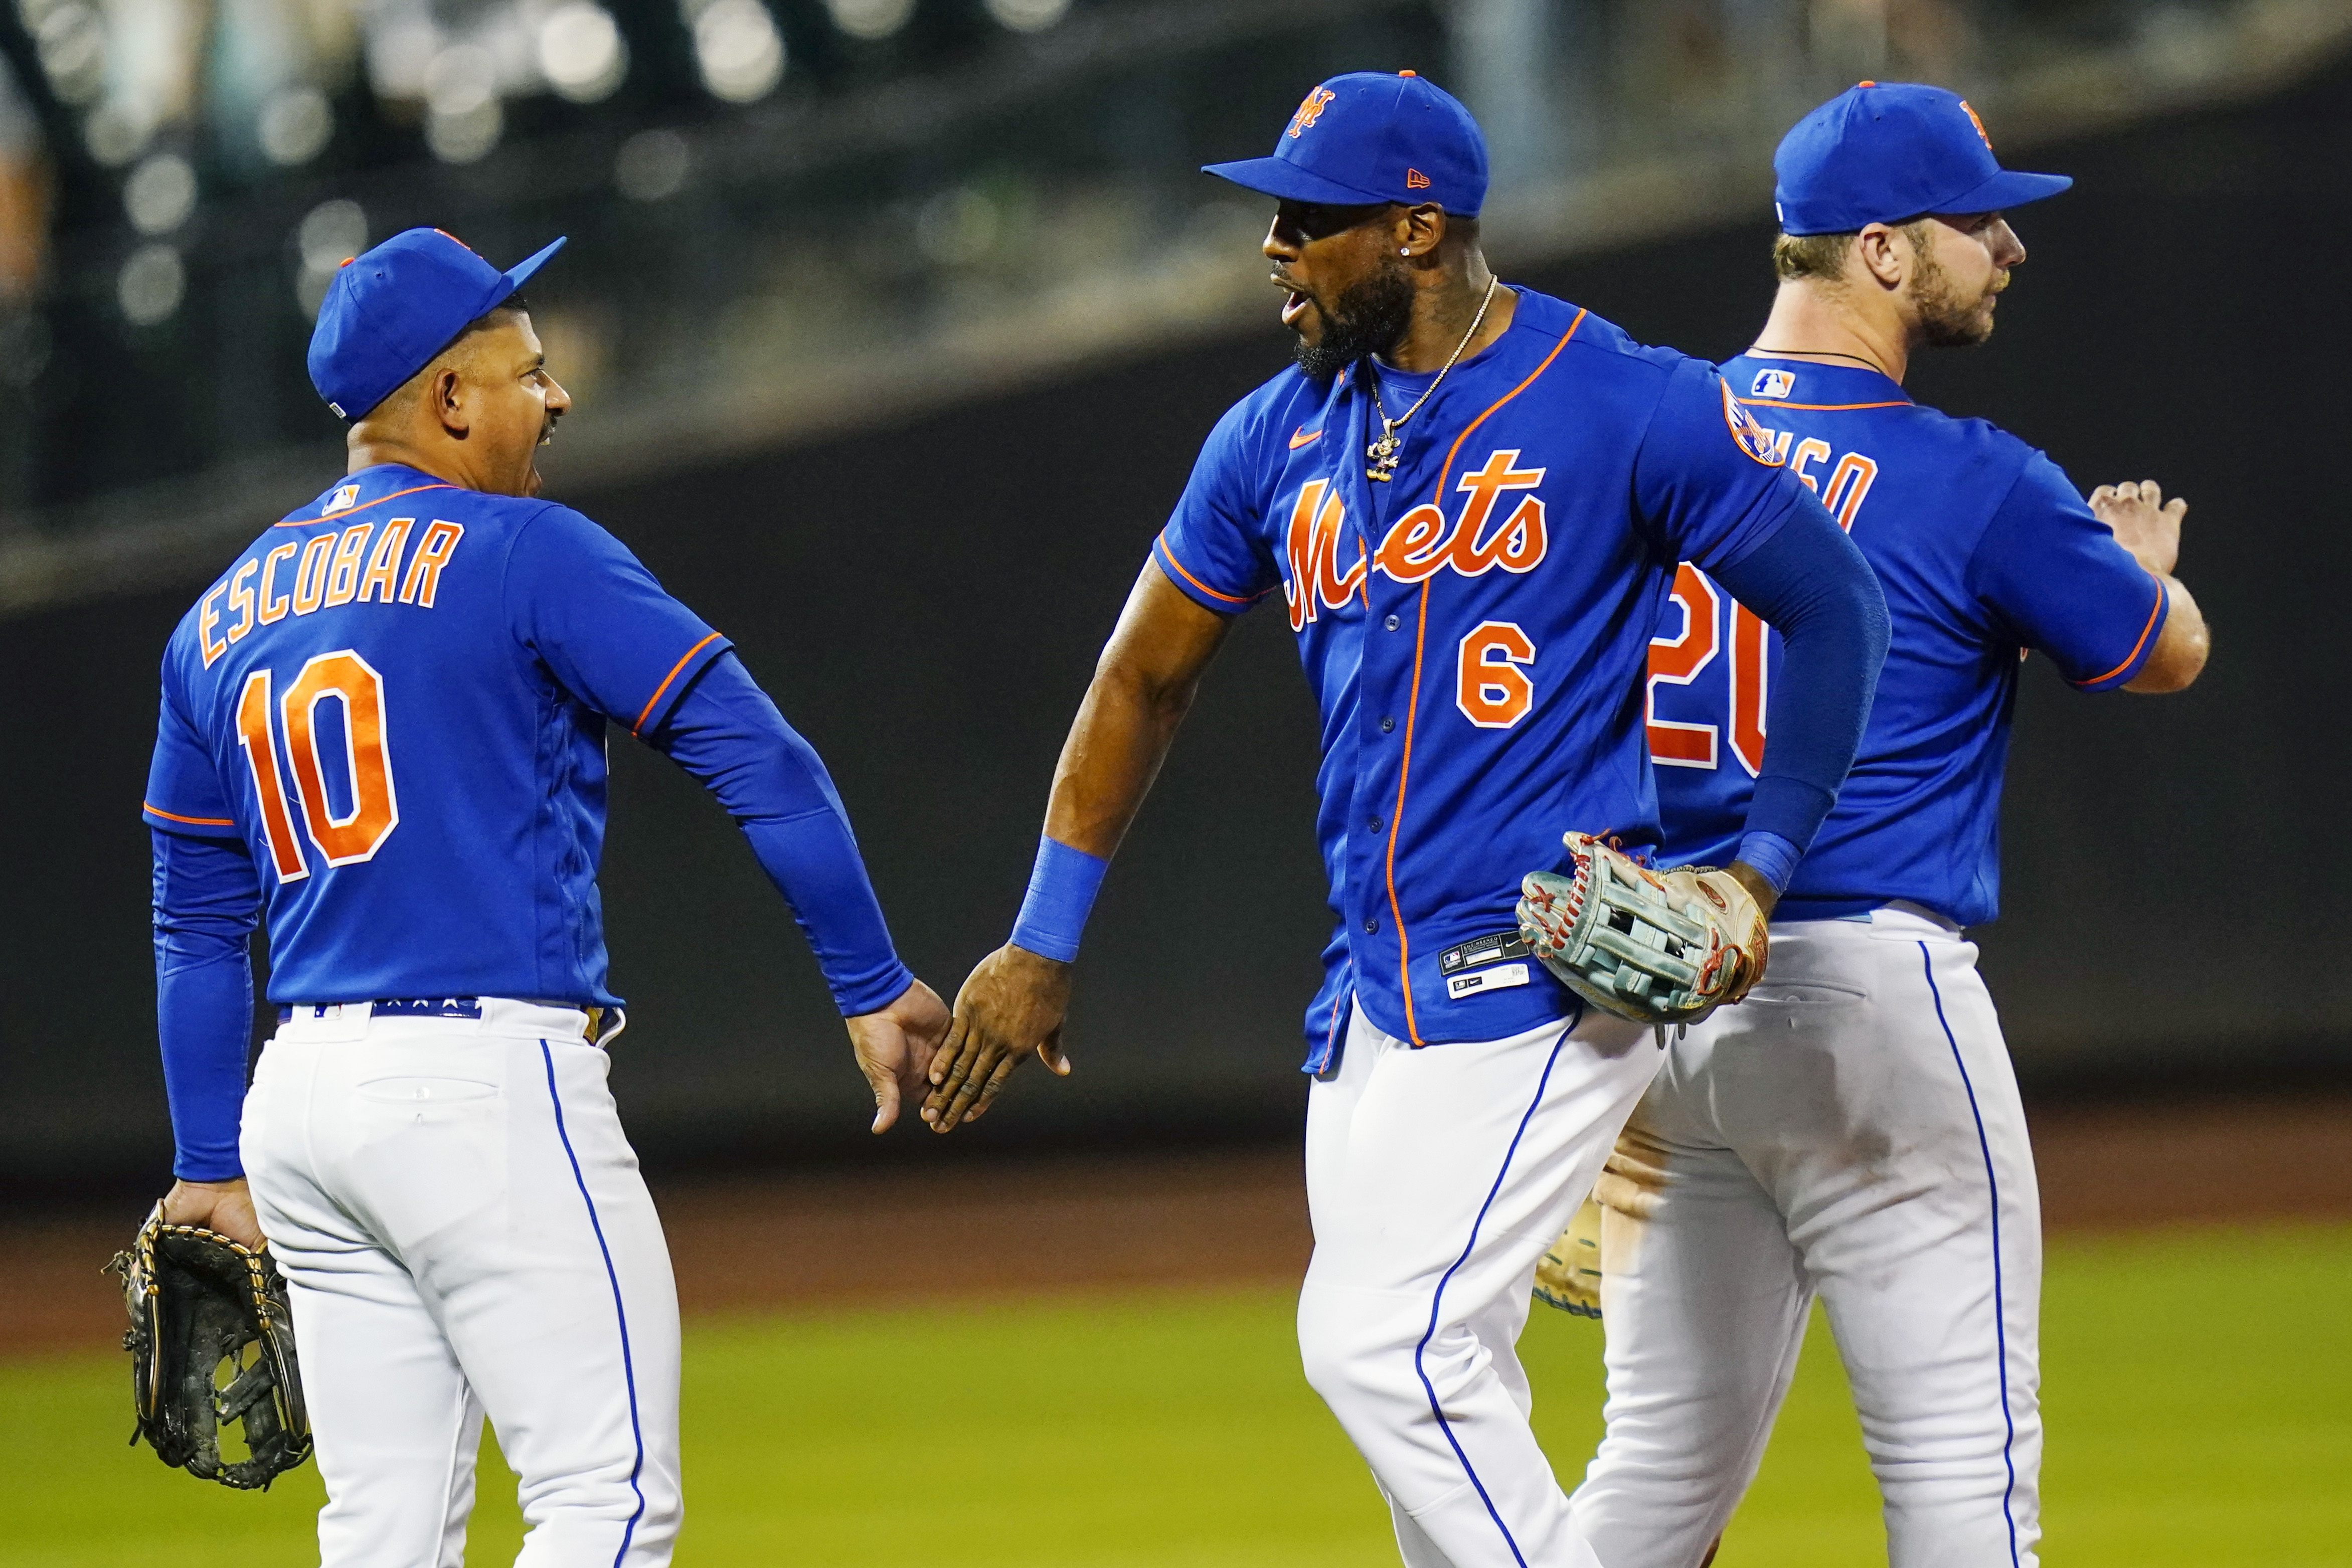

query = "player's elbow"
[2125,625,2209,692]
[1092,645,1200,730]
[1803,550,1891,677]
[2125,588,2209,694]
[1848,568,1892,672]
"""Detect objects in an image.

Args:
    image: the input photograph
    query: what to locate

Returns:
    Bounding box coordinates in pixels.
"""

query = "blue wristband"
[1734,830,1803,896]
[1009,836,1108,963]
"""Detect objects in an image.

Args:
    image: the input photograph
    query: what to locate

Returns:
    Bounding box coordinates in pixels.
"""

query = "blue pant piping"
[1918,945,2021,1568]
[1410,1024,1573,1568]
[539,1039,649,1566]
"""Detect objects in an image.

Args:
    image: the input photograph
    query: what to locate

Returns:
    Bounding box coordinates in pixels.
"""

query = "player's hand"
[2088,478,2187,577]
[847,978,951,1134]
[1726,859,1781,922]
[159,1177,265,1250]
[923,943,1073,1133]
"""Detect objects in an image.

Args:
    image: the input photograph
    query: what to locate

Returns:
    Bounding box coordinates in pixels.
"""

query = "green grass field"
[14,1222,2349,1566]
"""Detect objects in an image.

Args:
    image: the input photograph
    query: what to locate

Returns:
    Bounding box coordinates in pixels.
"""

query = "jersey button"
[1380,715,1395,733]
[1363,917,1380,934]
[1368,816,1384,833]
[1384,614,1401,631]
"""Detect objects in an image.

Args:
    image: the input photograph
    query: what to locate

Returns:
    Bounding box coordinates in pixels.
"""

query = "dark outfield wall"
[7,65,2346,1192]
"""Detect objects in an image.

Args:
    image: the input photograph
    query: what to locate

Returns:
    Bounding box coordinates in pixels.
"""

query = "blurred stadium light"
[1,0,2348,615]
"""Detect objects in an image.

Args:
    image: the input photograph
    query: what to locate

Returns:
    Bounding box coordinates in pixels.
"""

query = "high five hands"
[921,944,1074,1133]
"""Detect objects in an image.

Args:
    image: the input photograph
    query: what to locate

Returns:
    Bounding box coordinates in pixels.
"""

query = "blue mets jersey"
[1646,355,2169,926]
[1154,290,1828,1065]
[142,464,733,1005]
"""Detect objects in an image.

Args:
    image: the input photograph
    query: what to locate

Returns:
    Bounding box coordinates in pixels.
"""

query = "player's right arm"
[922,562,1233,1132]
[143,666,268,1249]
[922,397,1273,1132]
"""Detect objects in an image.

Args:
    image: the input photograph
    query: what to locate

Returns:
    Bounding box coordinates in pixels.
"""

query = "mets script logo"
[1750,368,1795,400]
[1287,87,1336,138]
[1283,450,1550,630]
[1958,99,1992,149]
[1719,380,1786,468]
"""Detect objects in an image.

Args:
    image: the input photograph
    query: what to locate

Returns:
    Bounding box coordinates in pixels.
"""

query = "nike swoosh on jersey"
[1289,426,1322,449]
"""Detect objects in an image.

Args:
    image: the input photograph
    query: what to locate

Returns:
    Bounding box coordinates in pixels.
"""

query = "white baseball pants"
[1569,907,2042,1568]
[1301,1000,1660,1568]
[241,1000,682,1568]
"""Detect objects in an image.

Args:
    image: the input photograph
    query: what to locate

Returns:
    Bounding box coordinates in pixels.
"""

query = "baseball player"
[141,229,948,1565]
[1566,85,2210,1568]
[918,74,1889,1567]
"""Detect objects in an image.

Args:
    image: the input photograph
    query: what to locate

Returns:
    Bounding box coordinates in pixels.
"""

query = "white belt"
[271,997,621,1046]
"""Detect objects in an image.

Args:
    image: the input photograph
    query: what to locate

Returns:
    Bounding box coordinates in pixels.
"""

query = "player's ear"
[1395,203,1447,263]
[430,364,469,437]
[1854,224,1905,291]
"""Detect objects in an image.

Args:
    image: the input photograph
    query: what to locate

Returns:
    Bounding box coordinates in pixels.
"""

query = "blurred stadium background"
[3,0,2349,1561]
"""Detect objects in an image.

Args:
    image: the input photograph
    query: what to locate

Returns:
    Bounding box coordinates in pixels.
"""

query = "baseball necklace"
[1365,275,1500,482]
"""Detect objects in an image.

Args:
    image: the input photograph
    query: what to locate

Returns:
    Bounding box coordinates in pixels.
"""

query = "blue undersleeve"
[651,653,913,1017]
[1709,506,1890,854]
[152,829,262,1182]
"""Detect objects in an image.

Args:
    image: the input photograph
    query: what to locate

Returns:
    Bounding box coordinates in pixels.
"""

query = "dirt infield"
[10,1092,2348,1356]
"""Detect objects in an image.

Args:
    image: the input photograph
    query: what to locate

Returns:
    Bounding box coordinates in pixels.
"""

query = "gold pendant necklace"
[1367,276,1500,482]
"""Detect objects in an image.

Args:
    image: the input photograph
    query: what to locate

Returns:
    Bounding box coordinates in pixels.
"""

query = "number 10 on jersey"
[235,649,400,882]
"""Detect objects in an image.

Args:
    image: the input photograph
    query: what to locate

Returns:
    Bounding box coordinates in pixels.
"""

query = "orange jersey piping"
[1383,309,1584,1045]
[274,482,457,526]
[632,632,726,736]
[1736,397,1912,412]
[145,802,237,827]
[1154,532,1262,607]
[2073,570,2167,688]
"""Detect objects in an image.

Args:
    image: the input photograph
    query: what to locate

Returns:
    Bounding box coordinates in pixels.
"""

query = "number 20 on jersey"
[1646,434,1876,774]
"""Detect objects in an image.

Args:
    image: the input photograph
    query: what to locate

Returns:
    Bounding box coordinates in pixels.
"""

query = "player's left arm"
[1970,457,2208,699]
[1639,364,1892,911]
[647,653,947,1132]
[2087,478,2209,693]
[508,506,948,1130]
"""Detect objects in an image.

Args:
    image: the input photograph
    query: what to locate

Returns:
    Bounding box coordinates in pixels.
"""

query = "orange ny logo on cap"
[1287,86,1336,139]
[1957,99,1992,149]
[1406,168,1431,190]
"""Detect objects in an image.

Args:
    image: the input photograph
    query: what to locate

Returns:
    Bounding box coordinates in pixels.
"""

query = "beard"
[1290,258,1416,381]
[1913,245,2004,347]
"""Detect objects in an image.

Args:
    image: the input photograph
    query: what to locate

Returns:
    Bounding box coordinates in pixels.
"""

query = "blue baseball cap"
[1774,82,2070,235]
[1203,71,1488,218]
[307,227,567,421]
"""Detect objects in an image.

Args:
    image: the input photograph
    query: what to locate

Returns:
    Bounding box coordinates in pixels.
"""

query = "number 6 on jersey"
[1458,621,1536,728]
[235,649,400,882]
